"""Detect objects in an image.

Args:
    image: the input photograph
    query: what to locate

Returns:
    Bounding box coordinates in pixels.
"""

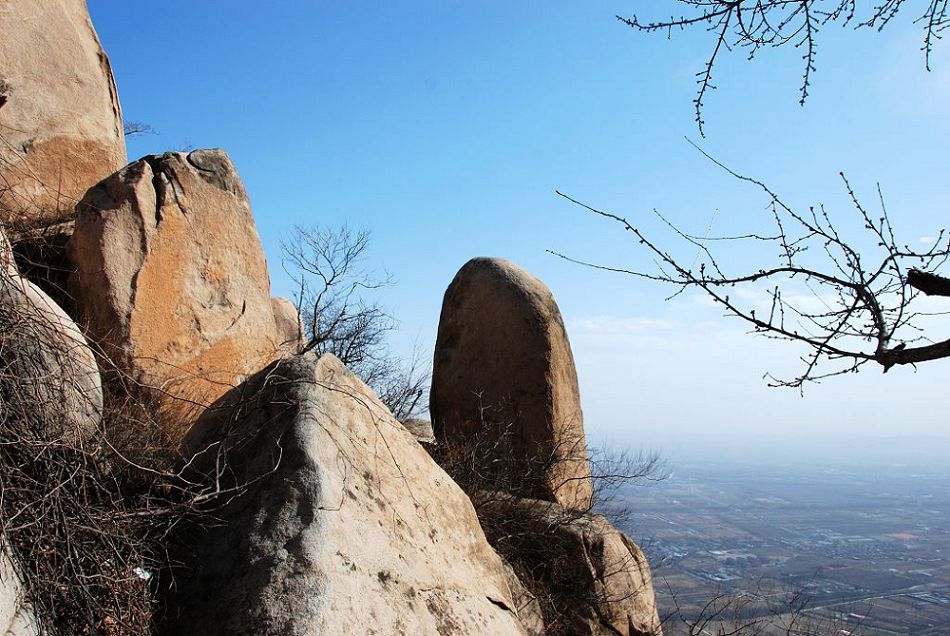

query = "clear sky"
[88,2,950,468]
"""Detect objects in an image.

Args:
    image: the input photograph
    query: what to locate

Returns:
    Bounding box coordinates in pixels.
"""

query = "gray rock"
[0,0,126,217]
[499,557,547,636]
[0,229,101,442]
[402,417,436,444]
[167,353,534,635]
[0,546,39,636]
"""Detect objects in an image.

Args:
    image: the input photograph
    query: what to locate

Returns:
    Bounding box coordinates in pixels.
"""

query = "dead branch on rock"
[553,149,950,389]
[281,224,429,420]
[620,1,949,134]
[431,405,666,635]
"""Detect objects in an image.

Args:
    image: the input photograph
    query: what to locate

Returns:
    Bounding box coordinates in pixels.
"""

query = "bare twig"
[280,225,429,420]
[619,1,948,134]
[553,151,950,388]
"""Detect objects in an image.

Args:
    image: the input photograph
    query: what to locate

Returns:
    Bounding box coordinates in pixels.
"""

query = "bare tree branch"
[554,151,950,388]
[280,225,429,420]
[122,121,155,138]
[908,267,950,296]
[619,1,949,134]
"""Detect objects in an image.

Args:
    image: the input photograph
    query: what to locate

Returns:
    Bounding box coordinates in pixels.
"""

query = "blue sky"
[88,2,950,467]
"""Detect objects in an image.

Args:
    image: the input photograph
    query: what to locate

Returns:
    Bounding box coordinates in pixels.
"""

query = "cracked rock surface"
[167,353,533,636]
[68,150,279,439]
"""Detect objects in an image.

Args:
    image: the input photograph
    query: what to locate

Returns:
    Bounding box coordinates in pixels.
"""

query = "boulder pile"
[431,257,662,635]
[0,2,663,635]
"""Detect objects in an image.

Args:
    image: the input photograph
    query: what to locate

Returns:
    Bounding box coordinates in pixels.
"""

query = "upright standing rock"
[0,0,126,218]
[431,257,593,509]
[68,150,279,439]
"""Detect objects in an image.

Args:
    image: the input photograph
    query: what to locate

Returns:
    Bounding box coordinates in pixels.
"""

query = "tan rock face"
[430,257,593,509]
[169,354,534,636]
[0,0,126,218]
[68,150,278,436]
[271,296,305,355]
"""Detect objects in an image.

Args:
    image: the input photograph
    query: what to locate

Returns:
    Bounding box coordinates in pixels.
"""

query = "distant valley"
[618,461,950,635]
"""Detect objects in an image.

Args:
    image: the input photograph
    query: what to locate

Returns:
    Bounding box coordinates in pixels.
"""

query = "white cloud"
[568,315,677,335]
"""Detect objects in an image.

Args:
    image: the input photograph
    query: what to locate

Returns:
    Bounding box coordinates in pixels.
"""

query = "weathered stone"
[167,353,534,636]
[271,296,305,355]
[0,546,39,636]
[68,150,279,438]
[0,228,101,441]
[431,257,593,509]
[0,0,126,218]
[479,494,662,636]
[402,417,436,444]
[499,557,547,636]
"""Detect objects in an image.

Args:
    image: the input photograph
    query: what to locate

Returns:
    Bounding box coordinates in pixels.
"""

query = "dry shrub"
[0,217,213,636]
[1,303,152,633]
[0,188,77,310]
[430,407,666,635]
[662,580,871,636]
[0,304,242,635]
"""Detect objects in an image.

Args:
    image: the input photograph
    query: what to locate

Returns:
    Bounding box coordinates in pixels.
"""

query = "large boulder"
[478,494,662,636]
[0,0,126,218]
[68,150,279,438]
[0,228,101,441]
[430,257,593,509]
[166,353,536,636]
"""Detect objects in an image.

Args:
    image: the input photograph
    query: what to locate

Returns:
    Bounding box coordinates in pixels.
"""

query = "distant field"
[614,463,950,635]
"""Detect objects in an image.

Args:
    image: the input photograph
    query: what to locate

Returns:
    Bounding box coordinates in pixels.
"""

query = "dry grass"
[430,410,666,635]
[0,212,221,635]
